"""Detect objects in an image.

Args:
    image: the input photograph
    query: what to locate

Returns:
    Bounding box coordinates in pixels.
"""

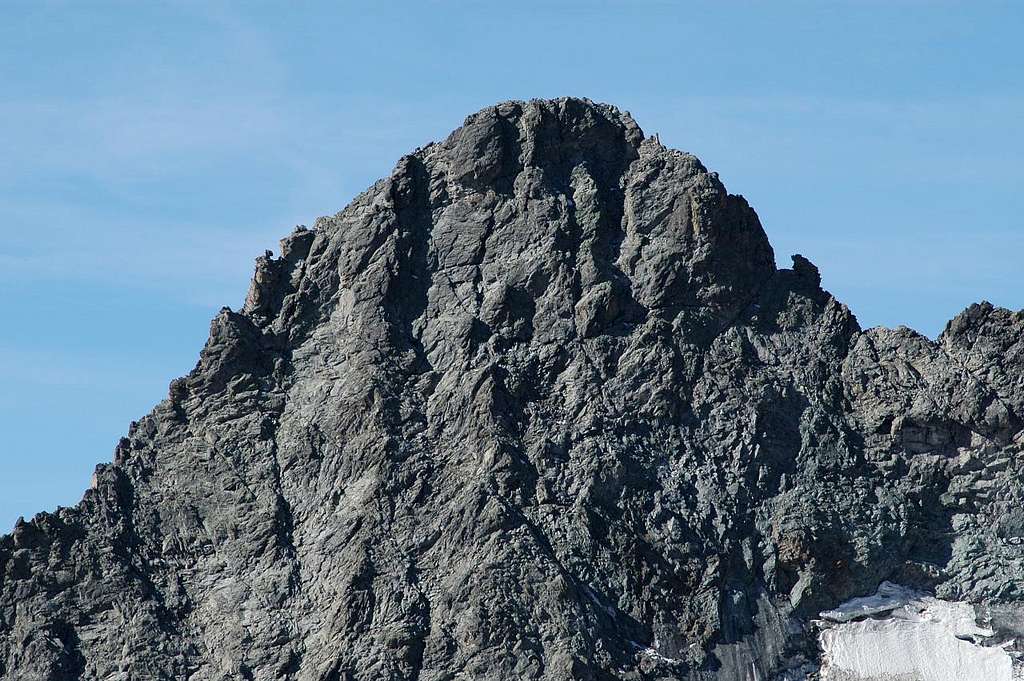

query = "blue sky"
[1,1,1021,530]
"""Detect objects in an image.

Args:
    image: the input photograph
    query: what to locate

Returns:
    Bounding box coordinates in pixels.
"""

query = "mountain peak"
[3,100,1022,681]
[238,97,776,354]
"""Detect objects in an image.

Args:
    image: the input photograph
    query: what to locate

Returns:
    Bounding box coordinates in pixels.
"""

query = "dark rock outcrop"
[2,98,1022,680]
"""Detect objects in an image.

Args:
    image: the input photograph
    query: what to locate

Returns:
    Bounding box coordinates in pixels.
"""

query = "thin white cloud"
[637,92,1024,184]
[0,344,174,396]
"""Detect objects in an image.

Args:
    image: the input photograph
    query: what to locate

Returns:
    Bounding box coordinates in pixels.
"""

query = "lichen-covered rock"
[1,98,1022,680]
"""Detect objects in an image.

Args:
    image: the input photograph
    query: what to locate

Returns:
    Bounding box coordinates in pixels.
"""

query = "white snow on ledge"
[818,581,1016,681]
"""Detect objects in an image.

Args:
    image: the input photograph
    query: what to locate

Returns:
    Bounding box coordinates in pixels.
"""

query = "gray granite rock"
[2,98,1022,680]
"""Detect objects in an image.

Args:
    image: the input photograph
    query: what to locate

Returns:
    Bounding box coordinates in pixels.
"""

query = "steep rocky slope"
[2,98,1022,680]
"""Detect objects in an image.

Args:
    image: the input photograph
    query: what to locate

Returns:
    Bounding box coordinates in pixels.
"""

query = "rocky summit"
[2,98,1023,681]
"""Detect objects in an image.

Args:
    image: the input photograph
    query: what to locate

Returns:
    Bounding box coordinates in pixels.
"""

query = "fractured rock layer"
[1,98,1023,680]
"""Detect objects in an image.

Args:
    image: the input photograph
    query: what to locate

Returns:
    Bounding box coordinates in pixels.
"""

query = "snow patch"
[818,582,1015,681]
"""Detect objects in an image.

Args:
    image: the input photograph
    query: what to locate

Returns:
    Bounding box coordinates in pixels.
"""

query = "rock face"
[2,98,1023,680]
